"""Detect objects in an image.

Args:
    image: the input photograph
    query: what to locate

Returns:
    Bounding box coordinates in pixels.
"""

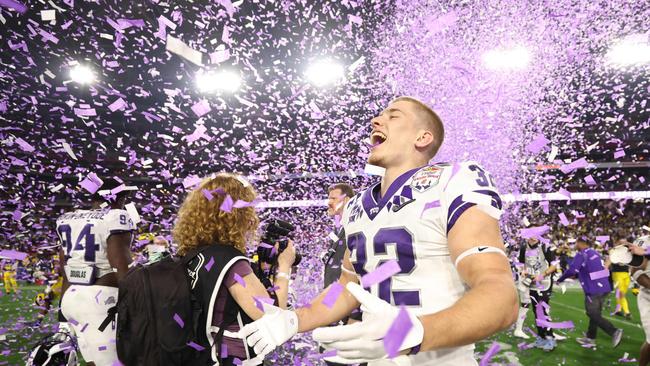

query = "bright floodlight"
[482,46,531,70]
[606,34,650,67]
[196,70,241,93]
[69,65,95,84]
[305,59,345,87]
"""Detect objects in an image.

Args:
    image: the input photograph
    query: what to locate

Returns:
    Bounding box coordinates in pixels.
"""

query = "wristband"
[276,272,291,280]
[454,246,507,267]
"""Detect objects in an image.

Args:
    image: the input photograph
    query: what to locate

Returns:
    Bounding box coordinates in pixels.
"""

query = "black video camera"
[257,219,302,266]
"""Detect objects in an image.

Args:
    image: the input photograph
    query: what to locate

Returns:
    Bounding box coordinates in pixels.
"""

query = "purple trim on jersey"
[361,167,422,220]
[446,189,501,233]
[447,202,475,234]
[400,185,413,200]
[474,189,503,209]
[393,290,421,306]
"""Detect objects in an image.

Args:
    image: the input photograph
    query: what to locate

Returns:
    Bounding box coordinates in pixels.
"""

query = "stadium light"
[606,34,650,67]
[305,59,345,87]
[482,46,531,70]
[69,65,95,84]
[196,70,241,93]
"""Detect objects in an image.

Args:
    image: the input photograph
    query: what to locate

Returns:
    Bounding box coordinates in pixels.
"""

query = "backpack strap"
[98,305,117,332]
[211,316,239,363]
[181,245,212,264]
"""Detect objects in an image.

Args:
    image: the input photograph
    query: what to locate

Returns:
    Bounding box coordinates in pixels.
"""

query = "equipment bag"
[101,248,208,366]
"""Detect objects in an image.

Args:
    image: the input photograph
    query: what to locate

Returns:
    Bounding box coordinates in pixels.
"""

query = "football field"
[475,286,644,365]
[0,283,645,365]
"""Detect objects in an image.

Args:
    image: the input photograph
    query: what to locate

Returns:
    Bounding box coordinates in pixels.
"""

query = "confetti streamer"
[361,260,401,288]
[233,273,246,287]
[204,256,215,272]
[479,341,500,366]
[0,0,27,13]
[321,282,343,308]
[173,313,185,328]
[383,306,413,358]
[166,35,203,66]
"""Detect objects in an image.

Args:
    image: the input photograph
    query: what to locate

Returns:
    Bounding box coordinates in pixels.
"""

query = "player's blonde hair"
[173,173,259,256]
[391,96,445,159]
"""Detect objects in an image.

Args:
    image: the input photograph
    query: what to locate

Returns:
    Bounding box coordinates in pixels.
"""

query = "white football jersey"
[342,161,503,365]
[56,209,135,274]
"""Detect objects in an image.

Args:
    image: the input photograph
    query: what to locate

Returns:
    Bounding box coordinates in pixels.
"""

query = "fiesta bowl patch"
[410,166,442,192]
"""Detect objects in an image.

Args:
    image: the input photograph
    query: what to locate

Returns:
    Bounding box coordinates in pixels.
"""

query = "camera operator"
[252,220,298,309]
[173,173,295,365]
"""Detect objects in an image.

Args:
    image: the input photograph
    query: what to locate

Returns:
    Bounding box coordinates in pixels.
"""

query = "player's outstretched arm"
[418,206,518,351]
[239,249,360,356]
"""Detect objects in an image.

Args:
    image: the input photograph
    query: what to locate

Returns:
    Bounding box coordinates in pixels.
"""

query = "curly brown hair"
[173,174,259,256]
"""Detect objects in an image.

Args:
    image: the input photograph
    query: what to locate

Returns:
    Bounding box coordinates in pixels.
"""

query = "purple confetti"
[187,341,205,351]
[233,273,246,287]
[526,134,550,154]
[361,260,401,288]
[0,0,27,14]
[191,100,211,118]
[479,341,500,366]
[321,282,343,308]
[173,313,185,328]
[383,306,413,358]
[220,194,234,212]
[204,256,215,272]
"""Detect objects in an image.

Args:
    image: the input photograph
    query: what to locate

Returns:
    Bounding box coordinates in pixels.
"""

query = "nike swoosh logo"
[392,199,416,212]
[478,246,488,252]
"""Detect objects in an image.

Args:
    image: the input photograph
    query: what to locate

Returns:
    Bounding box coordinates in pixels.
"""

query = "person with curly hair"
[173,173,295,365]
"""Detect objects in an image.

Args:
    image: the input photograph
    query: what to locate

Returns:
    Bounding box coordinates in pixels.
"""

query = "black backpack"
[100,249,208,366]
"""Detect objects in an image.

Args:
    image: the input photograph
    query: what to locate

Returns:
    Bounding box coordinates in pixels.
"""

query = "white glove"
[238,302,299,357]
[313,282,424,364]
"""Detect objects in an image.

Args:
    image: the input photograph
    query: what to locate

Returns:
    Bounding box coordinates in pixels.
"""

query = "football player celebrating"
[56,182,135,366]
[240,97,518,365]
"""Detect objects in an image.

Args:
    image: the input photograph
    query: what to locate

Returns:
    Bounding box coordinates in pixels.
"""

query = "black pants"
[585,293,617,339]
[531,288,554,338]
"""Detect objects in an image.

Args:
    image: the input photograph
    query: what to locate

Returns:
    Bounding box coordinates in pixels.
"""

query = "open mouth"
[369,131,387,147]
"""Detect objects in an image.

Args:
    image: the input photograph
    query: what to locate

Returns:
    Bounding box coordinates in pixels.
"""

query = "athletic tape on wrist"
[454,246,507,267]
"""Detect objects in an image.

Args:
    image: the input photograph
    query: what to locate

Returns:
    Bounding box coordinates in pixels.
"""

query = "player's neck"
[379,161,425,197]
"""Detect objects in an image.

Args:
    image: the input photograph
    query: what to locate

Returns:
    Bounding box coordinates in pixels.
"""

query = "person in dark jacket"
[321,183,357,366]
[323,183,354,289]
[558,238,623,347]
